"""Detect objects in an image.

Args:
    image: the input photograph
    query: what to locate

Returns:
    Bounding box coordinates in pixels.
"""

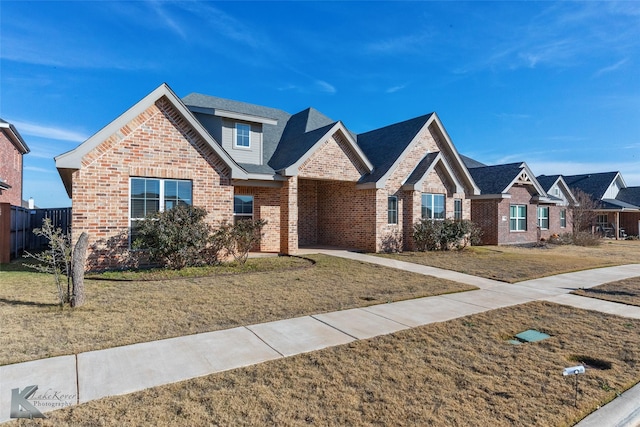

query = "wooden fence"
[0,203,72,263]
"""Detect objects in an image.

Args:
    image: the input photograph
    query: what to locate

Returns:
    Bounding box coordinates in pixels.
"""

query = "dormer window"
[235,123,251,148]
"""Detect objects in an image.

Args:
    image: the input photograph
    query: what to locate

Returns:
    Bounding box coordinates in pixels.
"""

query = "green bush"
[413,219,482,251]
[133,204,216,269]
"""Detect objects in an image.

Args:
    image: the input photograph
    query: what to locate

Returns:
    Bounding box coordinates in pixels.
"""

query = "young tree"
[569,189,601,246]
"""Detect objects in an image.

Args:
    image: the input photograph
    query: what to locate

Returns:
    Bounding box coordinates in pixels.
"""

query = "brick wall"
[0,132,23,206]
[497,185,538,244]
[234,185,281,252]
[73,97,235,270]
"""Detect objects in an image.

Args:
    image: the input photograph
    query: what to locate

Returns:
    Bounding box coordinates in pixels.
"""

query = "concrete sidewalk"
[2,251,640,425]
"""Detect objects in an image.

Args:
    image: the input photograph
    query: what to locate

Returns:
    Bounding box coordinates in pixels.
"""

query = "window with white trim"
[235,123,251,148]
[388,196,398,224]
[537,206,549,229]
[234,195,253,223]
[454,199,463,220]
[560,209,566,228]
[510,204,527,231]
[130,177,192,242]
[421,193,445,220]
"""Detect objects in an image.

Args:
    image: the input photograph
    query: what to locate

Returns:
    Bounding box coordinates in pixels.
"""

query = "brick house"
[556,172,640,238]
[55,83,479,270]
[465,162,574,245]
[0,118,30,206]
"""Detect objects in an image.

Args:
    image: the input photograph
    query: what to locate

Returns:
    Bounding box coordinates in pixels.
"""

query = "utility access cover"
[514,329,550,343]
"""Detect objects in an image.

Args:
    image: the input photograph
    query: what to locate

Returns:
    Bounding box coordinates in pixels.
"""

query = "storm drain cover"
[514,329,550,343]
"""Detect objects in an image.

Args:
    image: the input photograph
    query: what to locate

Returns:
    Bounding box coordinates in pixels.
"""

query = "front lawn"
[13,301,640,426]
[572,277,640,307]
[377,240,640,283]
[0,254,473,366]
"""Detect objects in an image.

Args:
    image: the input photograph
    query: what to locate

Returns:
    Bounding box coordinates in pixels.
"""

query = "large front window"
[560,209,567,228]
[510,205,527,231]
[422,193,445,220]
[537,206,549,229]
[234,195,253,223]
[130,177,192,241]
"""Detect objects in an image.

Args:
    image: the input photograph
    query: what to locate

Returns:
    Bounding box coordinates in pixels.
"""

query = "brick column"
[280,176,298,254]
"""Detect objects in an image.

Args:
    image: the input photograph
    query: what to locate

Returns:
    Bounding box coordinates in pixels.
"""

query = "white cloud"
[315,80,337,94]
[11,120,88,143]
[594,58,629,77]
[386,85,407,94]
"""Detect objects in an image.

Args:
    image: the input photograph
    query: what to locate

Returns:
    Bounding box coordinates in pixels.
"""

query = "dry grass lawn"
[11,302,640,427]
[573,276,640,307]
[378,240,640,283]
[0,254,474,366]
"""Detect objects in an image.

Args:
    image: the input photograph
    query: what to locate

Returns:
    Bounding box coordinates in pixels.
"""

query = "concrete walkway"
[1,251,640,425]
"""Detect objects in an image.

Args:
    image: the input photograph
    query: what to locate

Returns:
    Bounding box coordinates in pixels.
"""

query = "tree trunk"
[71,232,89,308]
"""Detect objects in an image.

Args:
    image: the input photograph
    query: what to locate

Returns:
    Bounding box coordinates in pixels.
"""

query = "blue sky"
[1,1,639,208]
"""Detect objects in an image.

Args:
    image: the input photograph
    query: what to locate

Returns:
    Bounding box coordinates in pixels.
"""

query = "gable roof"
[468,162,546,197]
[563,172,621,200]
[55,83,248,196]
[356,113,479,193]
[357,114,434,184]
[0,118,30,154]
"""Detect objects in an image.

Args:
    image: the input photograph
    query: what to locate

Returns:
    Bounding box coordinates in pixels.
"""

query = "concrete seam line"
[243,326,285,358]
[359,307,413,328]
[309,315,359,341]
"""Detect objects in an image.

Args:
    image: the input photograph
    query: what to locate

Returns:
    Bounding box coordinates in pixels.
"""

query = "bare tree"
[570,189,599,238]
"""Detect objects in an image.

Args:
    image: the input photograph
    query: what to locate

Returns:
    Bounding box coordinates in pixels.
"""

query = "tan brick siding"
[298,131,368,181]
[73,98,234,270]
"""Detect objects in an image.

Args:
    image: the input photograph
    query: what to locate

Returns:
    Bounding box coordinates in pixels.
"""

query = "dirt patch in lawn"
[378,240,640,283]
[0,254,474,366]
[572,276,640,307]
[13,301,640,427]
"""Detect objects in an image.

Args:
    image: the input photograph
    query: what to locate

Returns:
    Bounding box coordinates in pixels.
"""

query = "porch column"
[615,212,620,240]
[280,176,298,254]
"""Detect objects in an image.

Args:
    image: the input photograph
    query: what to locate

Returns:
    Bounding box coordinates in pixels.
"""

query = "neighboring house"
[55,83,479,270]
[559,172,640,238]
[465,162,572,245]
[0,118,30,206]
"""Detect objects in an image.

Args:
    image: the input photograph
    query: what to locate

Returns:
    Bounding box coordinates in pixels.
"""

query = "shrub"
[219,219,267,265]
[548,231,601,246]
[413,219,482,251]
[380,229,403,253]
[133,204,216,269]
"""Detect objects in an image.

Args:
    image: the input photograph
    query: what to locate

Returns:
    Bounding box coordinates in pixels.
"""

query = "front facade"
[0,119,30,206]
[560,172,640,238]
[467,163,574,245]
[56,84,478,270]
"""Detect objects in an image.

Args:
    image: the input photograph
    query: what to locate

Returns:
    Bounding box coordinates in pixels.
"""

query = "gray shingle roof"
[356,114,434,184]
[563,172,619,200]
[467,162,524,194]
[460,154,486,169]
[616,187,640,207]
[183,93,337,174]
[404,152,440,186]
[536,175,562,192]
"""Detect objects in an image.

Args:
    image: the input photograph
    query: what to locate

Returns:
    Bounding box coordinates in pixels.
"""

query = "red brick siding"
[497,185,538,244]
[73,98,234,270]
[234,186,281,252]
[621,212,640,237]
[316,181,377,251]
[0,132,23,206]
[298,179,318,246]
